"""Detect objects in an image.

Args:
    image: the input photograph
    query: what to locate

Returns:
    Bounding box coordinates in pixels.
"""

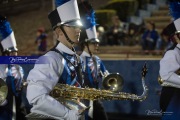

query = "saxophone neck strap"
[51,48,84,87]
[52,48,76,69]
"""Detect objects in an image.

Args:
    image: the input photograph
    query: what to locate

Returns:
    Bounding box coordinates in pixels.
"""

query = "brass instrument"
[0,78,8,105]
[50,63,148,105]
[158,75,163,85]
[101,71,124,92]
[158,75,180,88]
[158,69,180,88]
[26,63,148,119]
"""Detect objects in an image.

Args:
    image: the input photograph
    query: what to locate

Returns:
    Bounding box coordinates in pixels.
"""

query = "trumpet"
[100,71,124,92]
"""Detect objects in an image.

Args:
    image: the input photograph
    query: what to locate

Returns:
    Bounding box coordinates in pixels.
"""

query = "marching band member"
[26,0,86,119]
[78,1,108,120]
[0,15,25,120]
[159,0,180,119]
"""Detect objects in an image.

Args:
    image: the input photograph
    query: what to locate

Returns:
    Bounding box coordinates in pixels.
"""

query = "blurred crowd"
[96,15,173,53]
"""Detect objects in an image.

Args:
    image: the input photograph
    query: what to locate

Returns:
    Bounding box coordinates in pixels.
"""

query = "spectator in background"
[126,23,143,46]
[141,21,159,52]
[156,27,174,51]
[35,27,47,55]
[106,15,128,46]
[97,26,107,45]
[128,23,136,43]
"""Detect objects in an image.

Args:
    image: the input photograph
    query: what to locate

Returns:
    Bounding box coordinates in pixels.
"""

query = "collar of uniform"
[81,51,91,57]
[177,44,180,49]
[56,42,75,55]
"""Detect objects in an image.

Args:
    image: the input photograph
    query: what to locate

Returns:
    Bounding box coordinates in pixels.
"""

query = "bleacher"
[129,1,170,34]
[2,0,167,61]
[0,0,42,15]
[143,4,170,34]
[97,45,163,60]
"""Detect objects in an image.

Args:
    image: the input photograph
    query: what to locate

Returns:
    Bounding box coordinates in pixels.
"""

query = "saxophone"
[26,63,148,119]
[50,63,148,109]
[158,69,180,88]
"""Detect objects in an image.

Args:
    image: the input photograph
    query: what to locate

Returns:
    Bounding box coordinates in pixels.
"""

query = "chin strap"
[86,42,92,57]
[60,26,74,45]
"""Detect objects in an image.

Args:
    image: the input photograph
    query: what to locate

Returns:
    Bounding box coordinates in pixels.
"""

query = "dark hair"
[78,28,87,51]
[0,43,3,55]
[37,27,45,33]
[148,21,155,30]
[0,15,6,22]
[170,33,180,43]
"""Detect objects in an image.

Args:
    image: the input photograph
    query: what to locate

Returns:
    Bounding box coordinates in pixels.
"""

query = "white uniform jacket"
[160,44,180,88]
[26,43,81,120]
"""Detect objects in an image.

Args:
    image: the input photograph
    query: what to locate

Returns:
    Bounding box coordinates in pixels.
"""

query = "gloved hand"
[88,100,93,118]
[0,99,7,106]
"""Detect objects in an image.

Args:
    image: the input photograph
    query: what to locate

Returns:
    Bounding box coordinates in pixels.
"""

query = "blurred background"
[0,0,170,119]
[0,0,170,57]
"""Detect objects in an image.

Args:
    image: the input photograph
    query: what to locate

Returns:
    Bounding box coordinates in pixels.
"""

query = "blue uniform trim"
[55,0,71,8]
[84,55,107,88]
[0,21,12,41]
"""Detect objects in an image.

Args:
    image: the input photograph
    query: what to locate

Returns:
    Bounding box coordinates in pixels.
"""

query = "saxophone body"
[158,78,180,89]
[158,69,180,88]
[50,82,148,102]
[50,63,148,102]
[48,63,148,114]
[26,63,148,119]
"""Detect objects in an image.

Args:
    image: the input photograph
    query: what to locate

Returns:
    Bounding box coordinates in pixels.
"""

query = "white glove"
[0,99,7,106]
[88,100,93,118]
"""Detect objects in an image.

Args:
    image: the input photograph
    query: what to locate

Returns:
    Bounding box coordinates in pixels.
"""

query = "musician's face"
[173,34,180,44]
[88,42,99,54]
[63,25,81,44]
[55,25,81,49]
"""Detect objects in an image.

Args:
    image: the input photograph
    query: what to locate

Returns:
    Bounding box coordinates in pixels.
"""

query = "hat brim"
[163,18,180,37]
[63,19,83,27]
[0,15,6,23]
[4,47,18,52]
[162,22,176,37]
[86,38,99,43]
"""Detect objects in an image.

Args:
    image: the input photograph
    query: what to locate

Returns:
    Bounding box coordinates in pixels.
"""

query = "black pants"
[86,100,108,120]
[160,87,180,112]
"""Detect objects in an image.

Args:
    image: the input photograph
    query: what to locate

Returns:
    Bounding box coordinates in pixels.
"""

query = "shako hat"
[48,0,82,30]
[0,15,18,52]
[78,1,99,43]
[163,0,180,37]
